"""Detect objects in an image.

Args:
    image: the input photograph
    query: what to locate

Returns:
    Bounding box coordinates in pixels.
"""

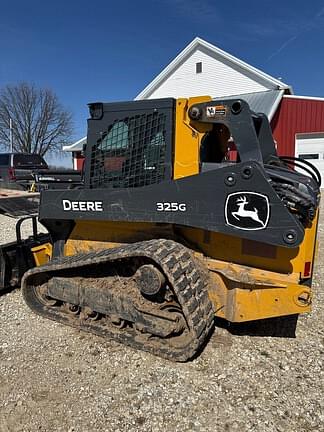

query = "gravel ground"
[0,203,323,432]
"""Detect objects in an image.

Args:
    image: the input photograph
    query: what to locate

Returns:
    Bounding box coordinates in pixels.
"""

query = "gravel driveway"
[0,202,323,432]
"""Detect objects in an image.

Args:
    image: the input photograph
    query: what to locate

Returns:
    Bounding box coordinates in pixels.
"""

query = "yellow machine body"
[32,96,320,323]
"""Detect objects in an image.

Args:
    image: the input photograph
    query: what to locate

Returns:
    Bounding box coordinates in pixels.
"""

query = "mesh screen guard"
[89,110,170,189]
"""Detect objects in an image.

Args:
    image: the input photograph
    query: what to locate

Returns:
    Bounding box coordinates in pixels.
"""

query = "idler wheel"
[135,264,165,296]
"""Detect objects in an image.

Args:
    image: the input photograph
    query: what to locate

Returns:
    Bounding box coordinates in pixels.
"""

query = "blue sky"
[0,0,324,165]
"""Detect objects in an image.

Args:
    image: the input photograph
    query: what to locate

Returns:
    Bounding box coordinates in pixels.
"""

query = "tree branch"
[0,82,74,157]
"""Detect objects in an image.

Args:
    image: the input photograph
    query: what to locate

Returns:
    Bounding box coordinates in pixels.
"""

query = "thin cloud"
[316,6,324,17]
[266,6,324,61]
[242,20,300,38]
[267,35,298,61]
[164,0,221,23]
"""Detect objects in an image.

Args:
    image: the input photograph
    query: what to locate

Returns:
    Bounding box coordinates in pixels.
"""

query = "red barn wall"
[73,151,85,171]
[271,97,324,156]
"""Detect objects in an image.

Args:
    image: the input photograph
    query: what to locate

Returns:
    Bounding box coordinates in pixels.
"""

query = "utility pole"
[9,118,13,152]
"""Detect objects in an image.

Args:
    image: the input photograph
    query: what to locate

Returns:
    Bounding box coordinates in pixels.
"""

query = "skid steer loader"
[1,96,321,361]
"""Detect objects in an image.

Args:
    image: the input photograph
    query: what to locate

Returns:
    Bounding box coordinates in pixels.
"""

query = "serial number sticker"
[206,105,227,117]
[156,202,187,212]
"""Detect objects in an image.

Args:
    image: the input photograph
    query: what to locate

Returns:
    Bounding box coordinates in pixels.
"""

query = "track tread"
[22,239,215,362]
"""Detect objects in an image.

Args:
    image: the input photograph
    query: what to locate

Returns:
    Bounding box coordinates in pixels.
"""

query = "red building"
[272,96,324,181]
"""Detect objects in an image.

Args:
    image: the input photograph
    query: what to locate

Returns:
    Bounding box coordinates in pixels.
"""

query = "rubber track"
[22,239,215,361]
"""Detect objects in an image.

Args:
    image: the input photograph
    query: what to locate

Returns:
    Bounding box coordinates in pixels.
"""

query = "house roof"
[135,37,292,100]
[283,95,324,101]
[63,136,87,152]
[214,90,284,120]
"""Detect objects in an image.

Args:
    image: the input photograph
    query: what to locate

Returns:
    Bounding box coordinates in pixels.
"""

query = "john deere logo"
[225,192,270,230]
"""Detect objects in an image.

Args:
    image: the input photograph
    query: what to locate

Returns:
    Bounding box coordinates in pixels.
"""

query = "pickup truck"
[0,153,82,191]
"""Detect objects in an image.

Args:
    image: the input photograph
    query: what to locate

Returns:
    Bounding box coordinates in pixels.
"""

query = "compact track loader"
[2,96,321,361]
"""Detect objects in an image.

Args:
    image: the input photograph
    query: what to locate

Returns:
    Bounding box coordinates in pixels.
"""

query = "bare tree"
[0,82,73,156]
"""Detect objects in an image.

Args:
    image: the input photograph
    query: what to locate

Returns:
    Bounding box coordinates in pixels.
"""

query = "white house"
[136,37,291,102]
[64,37,292,163]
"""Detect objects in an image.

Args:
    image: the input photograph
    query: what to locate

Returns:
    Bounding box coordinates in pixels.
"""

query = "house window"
[196,62,202,74]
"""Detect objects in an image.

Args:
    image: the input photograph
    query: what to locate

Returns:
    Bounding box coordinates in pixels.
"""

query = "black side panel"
[84,98,175,188]
[39,161,305,248]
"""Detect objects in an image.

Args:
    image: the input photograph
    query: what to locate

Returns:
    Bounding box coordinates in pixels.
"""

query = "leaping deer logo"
[232,196,266,227]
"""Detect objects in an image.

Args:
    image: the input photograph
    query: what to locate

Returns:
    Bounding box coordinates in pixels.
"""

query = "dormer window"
[196,62,202,74]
